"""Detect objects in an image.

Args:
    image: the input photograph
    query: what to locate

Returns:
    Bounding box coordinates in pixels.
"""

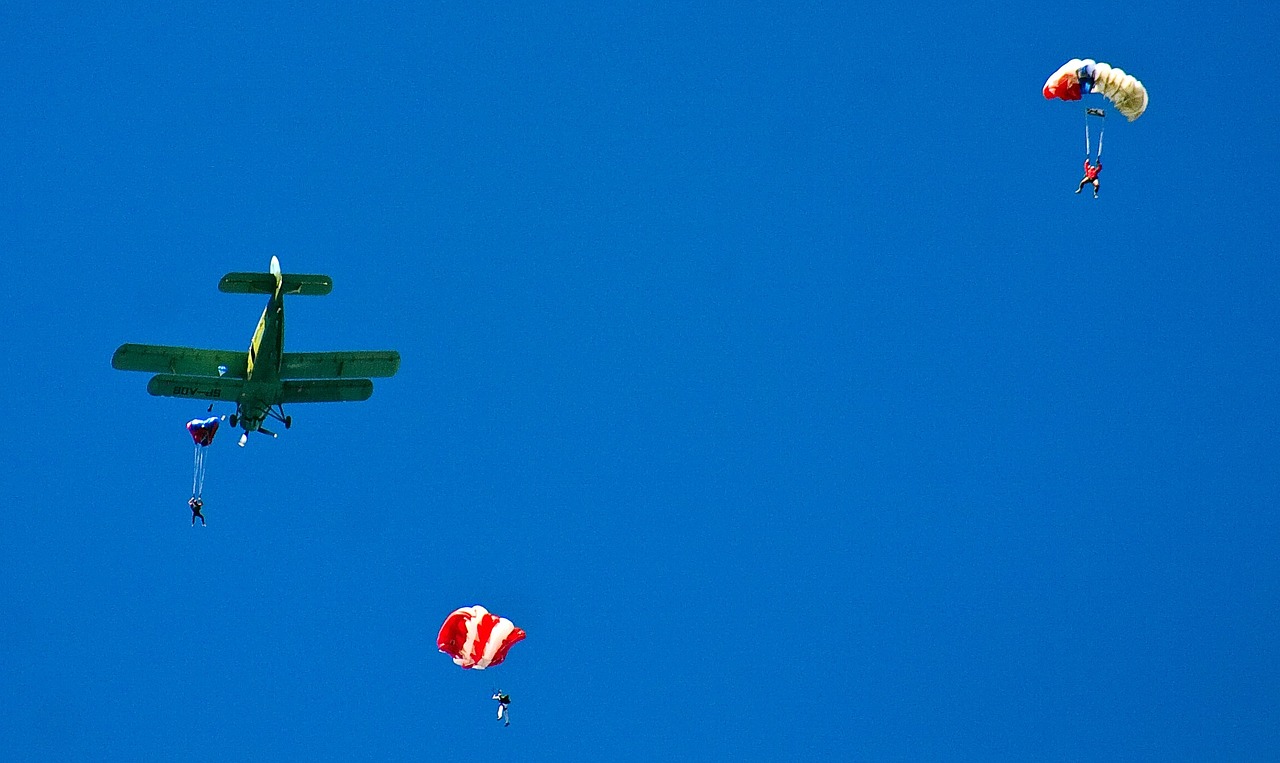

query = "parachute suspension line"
[193,446,208,498]
[192,445,201,497]
[1084,108,1091,158]
[1084,106,1106,161]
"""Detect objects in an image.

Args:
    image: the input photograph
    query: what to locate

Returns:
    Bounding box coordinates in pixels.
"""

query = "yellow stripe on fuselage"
[246,278,284,382]
[247,303,270,379]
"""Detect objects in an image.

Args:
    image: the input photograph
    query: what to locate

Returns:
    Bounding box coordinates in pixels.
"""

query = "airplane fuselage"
[234,259,286,437]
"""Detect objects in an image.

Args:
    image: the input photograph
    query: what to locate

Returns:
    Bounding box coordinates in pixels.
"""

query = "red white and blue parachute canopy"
[437,606,526,670]
[186,417,220,447]
[1043,58,1148,121]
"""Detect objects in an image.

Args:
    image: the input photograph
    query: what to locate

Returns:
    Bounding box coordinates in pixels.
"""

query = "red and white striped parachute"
[437,606,526,670]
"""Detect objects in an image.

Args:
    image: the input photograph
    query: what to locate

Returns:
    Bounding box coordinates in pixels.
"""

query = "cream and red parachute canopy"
[437,606,526,670]
[1043,59,1148,121]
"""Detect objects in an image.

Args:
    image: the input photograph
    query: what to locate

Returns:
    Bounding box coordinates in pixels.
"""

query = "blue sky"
[2,2,1277,759]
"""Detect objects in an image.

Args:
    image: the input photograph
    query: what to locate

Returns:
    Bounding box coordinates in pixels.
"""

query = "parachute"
[1043,59,1148,121]
[437,606,526,670]
[186,416,220,499]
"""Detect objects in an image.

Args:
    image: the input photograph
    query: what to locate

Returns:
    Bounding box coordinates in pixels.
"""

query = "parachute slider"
[1086,108,1106,117]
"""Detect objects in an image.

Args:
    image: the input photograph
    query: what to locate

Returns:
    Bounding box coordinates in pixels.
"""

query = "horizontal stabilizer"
[281,379,374,403]
[147,374,245,401]
[114,344,247,377]
[280,351,400,379]
[219,272,333,296]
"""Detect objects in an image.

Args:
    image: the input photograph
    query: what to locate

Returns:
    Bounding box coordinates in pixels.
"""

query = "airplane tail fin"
[219,258,333,296]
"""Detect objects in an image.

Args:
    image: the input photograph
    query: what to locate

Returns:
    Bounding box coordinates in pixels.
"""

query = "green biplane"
[113,257,400,446]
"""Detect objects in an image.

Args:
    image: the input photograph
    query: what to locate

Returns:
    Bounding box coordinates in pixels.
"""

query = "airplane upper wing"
[113,344,247,378]
[279,351,400,379]
[147,374,245,401]
[219,273,333,295]
[281,379,374,403]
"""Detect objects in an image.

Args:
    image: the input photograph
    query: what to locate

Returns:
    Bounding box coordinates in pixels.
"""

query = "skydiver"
[1075,157,1101,198]
[492,692,511,727]
[189,496,206,526]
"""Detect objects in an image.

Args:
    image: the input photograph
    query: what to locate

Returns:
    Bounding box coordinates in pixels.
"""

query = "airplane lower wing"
[281,379,374,403]
[147,374,245,401]
[113,344,247,378]
[280,351,400,379]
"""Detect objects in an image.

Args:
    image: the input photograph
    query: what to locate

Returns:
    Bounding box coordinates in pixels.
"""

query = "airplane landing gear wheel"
[284,416,292,429]
[229,414,238,428]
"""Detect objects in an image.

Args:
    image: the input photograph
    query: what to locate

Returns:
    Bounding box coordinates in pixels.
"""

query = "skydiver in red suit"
[1075,158,1101,198]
